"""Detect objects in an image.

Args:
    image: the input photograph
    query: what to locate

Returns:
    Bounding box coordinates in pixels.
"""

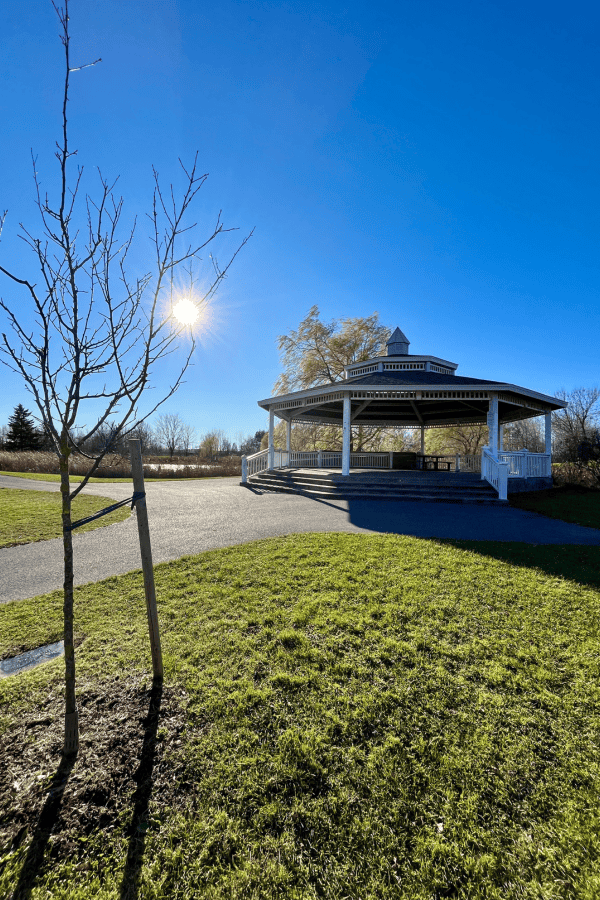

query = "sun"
[172,298,199,326]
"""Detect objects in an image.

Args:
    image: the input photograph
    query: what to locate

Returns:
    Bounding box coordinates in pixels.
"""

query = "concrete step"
[252,479,496,498]
[244,471,503,503]
[253,469,483,486]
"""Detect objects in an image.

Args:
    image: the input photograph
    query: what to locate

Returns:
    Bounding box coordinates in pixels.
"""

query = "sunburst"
[172,298,200,326]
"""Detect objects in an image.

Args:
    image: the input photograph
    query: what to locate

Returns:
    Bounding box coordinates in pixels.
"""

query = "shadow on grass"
[438,540,600,593]
[12,751,77,900]
[341,498,600,590]
[119,679,163,900]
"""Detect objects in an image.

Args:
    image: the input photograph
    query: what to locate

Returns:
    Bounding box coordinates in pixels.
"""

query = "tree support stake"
[129,439,163,680]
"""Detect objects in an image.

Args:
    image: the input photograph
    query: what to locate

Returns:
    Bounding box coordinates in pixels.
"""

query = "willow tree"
[0,0,250,755]
[274,306,391,451]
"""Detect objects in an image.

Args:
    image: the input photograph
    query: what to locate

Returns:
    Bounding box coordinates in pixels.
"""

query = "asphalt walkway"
[1,474,598,604]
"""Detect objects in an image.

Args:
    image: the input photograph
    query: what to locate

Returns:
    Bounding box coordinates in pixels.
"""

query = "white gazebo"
[243,327,567,500]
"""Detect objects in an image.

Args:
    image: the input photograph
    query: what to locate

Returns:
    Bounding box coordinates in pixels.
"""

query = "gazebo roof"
[259,326,567,428]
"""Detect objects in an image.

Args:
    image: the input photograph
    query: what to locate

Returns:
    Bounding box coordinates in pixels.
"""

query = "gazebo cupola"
[387,326,410,355]
[343,327,458,379]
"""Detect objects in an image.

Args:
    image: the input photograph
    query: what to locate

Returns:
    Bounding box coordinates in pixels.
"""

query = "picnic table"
[417,455,452,471]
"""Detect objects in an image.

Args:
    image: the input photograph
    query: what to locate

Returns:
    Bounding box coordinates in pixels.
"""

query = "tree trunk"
[60,435,78,755]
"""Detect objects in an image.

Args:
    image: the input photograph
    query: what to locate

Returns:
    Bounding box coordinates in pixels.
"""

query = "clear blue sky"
[1,0,599,443]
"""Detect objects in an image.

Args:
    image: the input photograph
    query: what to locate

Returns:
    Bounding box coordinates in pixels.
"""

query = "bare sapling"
[0,0,251,754]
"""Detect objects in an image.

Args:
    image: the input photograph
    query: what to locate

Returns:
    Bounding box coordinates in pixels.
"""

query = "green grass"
[0,488,131,547]
[0,470,236,483]
[1,533,600,897]
[0,470,133,483]
[509,485,600,530]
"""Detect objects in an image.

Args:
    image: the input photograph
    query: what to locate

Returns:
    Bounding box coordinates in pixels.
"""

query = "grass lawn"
[1,533,600,898]
[509,485,600,530]
[0,471,235,484]
[0,471,134,483]
[0,488,131,548]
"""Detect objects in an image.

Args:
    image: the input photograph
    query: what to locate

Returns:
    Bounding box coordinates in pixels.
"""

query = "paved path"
[1,474,598,604]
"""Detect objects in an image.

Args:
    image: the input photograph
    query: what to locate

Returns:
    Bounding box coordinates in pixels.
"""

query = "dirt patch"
[0,674,190,888]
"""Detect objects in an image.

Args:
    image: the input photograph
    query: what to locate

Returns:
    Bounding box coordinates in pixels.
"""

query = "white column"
[499,424,504,452]
[487,395,498,458]
[286,418,292,452]
[342,394,351,476]
[420,425,425,455]
[268,408,275,470]
[545,412,552,456]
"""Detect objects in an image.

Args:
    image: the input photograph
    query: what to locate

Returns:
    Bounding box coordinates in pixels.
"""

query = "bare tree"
[0,2,251,754]
[155,413,189,459]
[503,417,544,453]
[129,420,155,456]
[552,387,600,461]
[180,421,197,456]
[239,430,266,455]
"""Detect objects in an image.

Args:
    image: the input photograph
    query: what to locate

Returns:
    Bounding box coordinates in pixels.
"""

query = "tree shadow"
[119,679,163,900]
[12,750,77,900]
[437,539,600,593]
[345,497,600,548]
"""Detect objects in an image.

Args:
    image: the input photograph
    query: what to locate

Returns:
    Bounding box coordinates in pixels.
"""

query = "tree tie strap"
[66,491,145,532]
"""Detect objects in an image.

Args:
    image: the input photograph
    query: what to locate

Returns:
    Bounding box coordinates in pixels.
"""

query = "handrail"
[481,448,508,500]
[242,448,268,482]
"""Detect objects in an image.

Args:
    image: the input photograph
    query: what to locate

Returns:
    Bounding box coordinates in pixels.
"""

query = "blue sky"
[1,0,598,443]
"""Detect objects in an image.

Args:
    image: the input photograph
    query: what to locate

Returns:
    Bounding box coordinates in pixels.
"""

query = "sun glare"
[172,298,200,326]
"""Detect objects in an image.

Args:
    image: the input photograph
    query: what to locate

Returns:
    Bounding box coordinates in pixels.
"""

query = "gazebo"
[243,327,567,500]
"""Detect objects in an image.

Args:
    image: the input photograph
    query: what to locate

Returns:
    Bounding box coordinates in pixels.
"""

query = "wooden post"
[129,439,163,681]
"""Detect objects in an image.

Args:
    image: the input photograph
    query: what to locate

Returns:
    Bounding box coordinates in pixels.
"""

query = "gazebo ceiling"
[258,329,567,428]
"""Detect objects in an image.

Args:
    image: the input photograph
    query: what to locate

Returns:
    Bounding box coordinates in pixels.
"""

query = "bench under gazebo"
[242,327,567,501]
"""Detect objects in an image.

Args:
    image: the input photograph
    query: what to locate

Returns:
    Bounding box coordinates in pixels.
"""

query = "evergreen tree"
[6,404,41,451]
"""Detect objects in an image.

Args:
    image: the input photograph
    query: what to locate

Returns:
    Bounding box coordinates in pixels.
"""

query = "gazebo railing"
[242,447,551,487]
[241,449,391,482]
[458,454,481,473]
[287,450,390,468]
[498,451,551,478]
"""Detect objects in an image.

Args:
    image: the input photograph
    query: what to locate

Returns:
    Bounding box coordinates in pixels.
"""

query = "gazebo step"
[256,469,483,485]
[244,471,503,503]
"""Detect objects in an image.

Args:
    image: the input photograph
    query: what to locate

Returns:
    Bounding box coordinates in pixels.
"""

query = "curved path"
[1,473,598,604]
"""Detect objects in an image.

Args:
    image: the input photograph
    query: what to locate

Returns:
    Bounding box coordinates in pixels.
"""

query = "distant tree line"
[0,404,267,462]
